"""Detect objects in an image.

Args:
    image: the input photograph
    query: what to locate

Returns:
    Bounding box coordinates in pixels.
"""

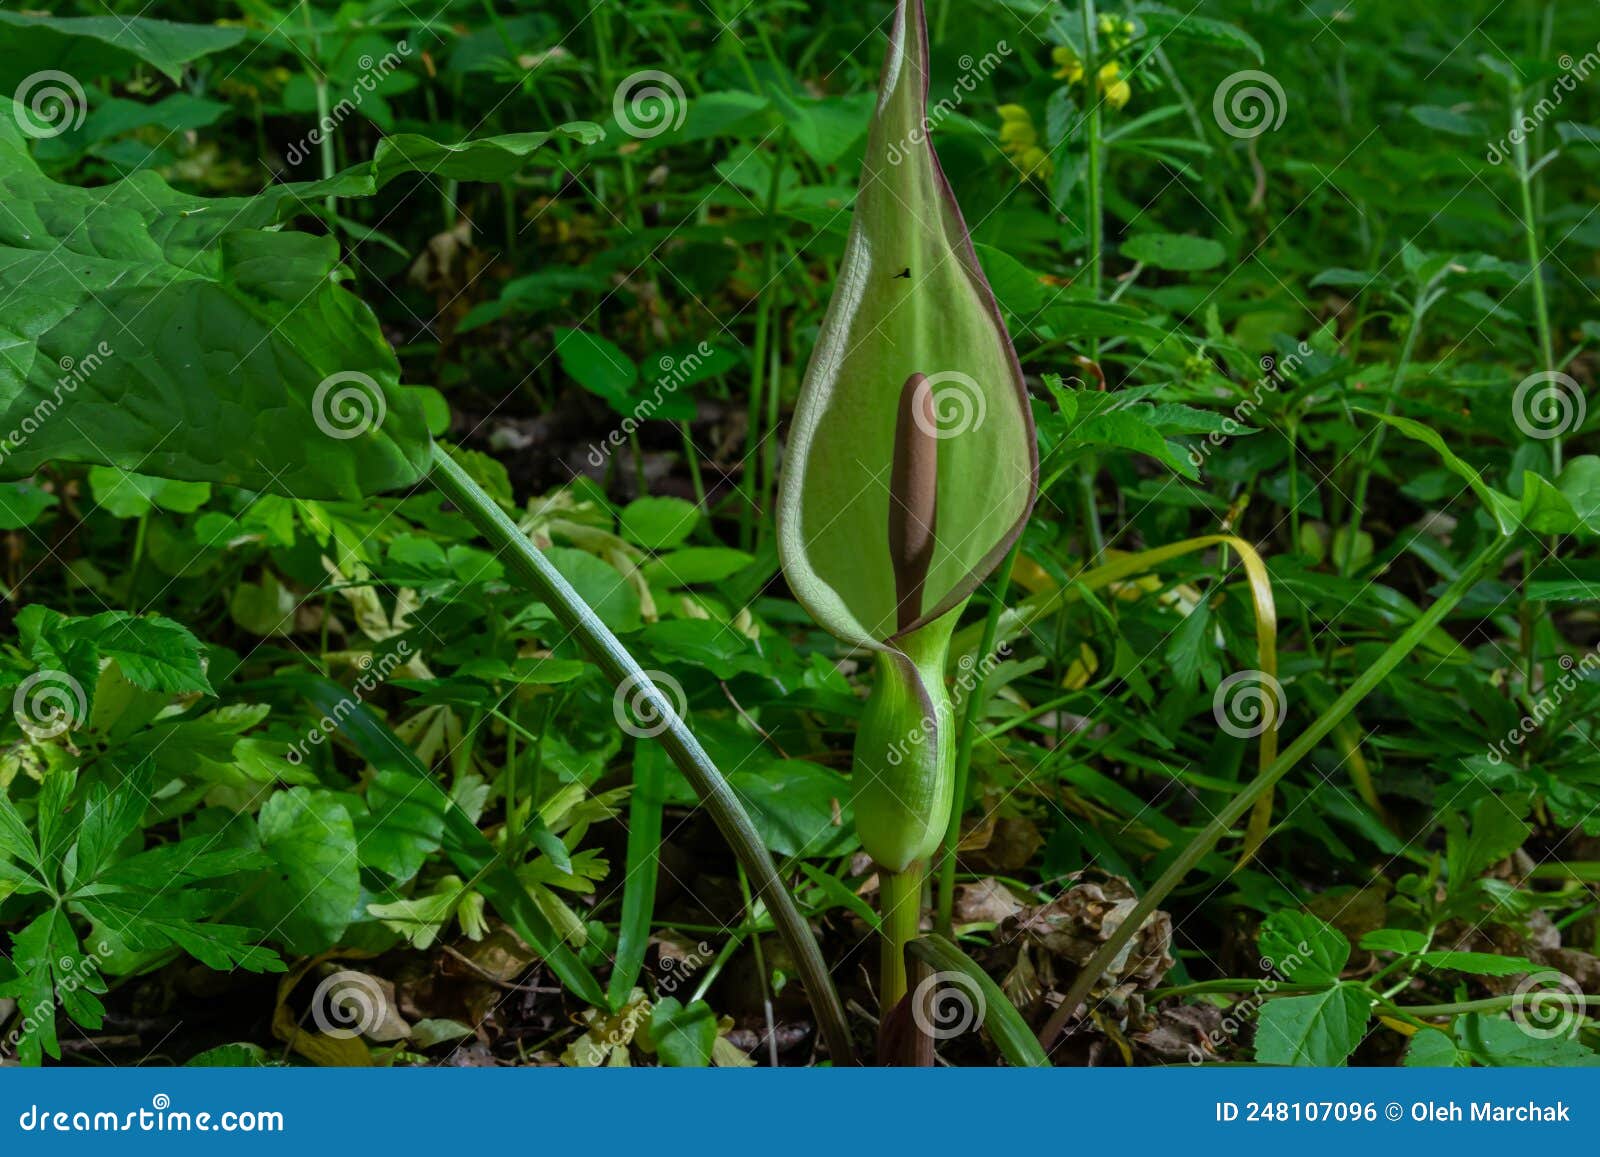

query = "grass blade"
[608,742,666,1008]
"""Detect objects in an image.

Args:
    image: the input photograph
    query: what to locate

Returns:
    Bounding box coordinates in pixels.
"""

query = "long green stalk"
[1038,536,1512,1051]
[879,861,925,1012]
[430,446,856,1065]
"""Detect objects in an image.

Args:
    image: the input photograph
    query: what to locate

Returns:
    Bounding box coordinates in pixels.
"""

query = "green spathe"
[776,0,1036,871]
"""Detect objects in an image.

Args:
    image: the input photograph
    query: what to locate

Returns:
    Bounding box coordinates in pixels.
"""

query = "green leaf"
[78,612,211,695]
[251,788,361,955]
[1407,105,1484,136]
[1413,951,1539,976]
[0,102,595,500]
[1254,984,1370,1066]
[0,479,58,529]
[87,467,211,519]
[555,328,639,414]
[1121,232,1226,271]
[1134,7,1264,63]
[620,496,700,550]
[776,0,1035,649]
[1360,928,1429,955]
[0,11,245,87]
[641,547,754,587]
[650,997,717,1067]
[1258,910,1349,984]
[286,674,608,1008]
[729,760,858,858]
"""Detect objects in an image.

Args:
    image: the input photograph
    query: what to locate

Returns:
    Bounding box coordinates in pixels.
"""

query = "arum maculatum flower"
[778,0,1038,880]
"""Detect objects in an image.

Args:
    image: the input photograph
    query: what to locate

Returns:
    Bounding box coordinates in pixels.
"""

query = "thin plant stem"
[429,446,856,1065]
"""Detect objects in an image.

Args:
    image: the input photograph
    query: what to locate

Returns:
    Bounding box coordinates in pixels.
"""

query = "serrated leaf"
[1254,984,1369,1066]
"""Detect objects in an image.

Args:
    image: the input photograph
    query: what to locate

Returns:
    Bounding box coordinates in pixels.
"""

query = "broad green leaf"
[0,102,595,500]
[1254,984,1369,1066]
[650,997,717,1067]
[87,467,210,518]
[0,12,245,87]
[621,496,699,550]
[251,788,361,955]
[776,0,1035,650]
[1258,910,1349,984]
[1120,232,1226,271]
[0,479,57,528]
[555,327,639,414]
[729,759,858,858]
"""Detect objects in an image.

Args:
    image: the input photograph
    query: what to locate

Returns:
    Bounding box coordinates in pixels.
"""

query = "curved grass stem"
[430,445,856,1066]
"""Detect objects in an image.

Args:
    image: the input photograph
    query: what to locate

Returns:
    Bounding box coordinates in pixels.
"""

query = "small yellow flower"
[1098,61,1131,110]
[1051,45,1084,83]
[996,105,1053,182]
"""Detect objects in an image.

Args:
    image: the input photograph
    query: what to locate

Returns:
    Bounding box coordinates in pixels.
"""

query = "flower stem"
[880,859,926,1012]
